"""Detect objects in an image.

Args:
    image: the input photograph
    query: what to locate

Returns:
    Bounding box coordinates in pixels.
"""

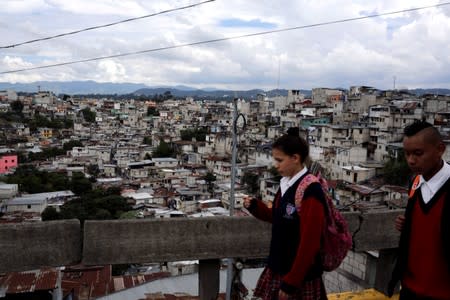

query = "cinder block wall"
[325,251,370,292]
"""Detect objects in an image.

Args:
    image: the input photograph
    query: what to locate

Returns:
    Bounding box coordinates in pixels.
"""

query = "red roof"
[0,269,58,294]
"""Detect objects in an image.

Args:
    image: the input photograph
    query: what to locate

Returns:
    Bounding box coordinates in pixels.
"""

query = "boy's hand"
[395,215,405,232]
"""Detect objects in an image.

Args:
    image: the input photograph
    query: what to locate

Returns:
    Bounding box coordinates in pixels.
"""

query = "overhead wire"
[0,0,215,49]
[1,1,449,75]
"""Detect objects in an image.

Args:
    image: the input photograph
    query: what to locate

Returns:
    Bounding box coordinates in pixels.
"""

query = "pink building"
[0,154,18,174]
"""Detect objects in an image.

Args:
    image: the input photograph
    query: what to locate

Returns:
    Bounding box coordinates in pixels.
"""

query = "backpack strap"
[294,174,319,211]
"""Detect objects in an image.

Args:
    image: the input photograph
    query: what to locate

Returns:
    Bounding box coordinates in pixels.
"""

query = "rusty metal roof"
[0,269,58,294]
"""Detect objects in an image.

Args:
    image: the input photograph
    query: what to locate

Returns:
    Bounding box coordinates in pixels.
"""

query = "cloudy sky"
[1,0,450,91]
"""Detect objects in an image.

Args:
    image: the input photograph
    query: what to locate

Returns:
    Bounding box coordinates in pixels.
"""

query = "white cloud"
[0,0,449,90]
[97,60,126,82]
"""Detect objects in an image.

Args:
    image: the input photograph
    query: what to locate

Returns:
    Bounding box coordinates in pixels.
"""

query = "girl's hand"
[278,290,289,300]
[243,195,253,209]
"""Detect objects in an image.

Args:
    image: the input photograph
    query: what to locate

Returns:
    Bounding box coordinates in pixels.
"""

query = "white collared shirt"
[280,167,308,197]
[415,161,450,204]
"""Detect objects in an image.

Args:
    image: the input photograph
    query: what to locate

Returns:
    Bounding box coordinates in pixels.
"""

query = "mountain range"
[1,80,449,98]
[0,80,299,99]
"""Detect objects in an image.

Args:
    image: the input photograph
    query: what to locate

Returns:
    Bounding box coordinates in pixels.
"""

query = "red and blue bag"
[295,173,353,271]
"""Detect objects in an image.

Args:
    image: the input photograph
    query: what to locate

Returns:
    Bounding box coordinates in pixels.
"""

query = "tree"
[143,136,152,145]
[153,140,174,158]
[163,91,173,99]
[70,172,92,195]
[41,206,60,221]
[81,107,96,123]
[63,140,83,151]
[147,107,159,116]
[10,100,24,114]
[87,164,100,178]
[58,190,130,223]
[180,127,207,142]
[203,172,216,194]
[93,208,112,220]
[241,171,260,194]
[268,166,282,181]
[63,117,74,129]
[383,153,411,186]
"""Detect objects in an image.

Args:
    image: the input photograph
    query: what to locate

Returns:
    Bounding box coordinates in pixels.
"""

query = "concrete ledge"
[0,210,403,272]
[348,210,401,251]
[83,216,272,265]
[82,211,401,265]
[0,219,81,273]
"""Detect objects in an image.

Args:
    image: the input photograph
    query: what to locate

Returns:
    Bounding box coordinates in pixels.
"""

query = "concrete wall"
[0,211,402,274]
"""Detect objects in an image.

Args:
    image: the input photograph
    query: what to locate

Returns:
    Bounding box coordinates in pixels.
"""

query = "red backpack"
[295,173,353,271]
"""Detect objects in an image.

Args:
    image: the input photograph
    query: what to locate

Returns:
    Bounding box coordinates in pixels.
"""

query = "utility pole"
[226,97,247,300]
[226,97,238,300]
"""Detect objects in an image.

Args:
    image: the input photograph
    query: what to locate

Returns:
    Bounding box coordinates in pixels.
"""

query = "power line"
[2,2,449,75]
[0,0,215,49]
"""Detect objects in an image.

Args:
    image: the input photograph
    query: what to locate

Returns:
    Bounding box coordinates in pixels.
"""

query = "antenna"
[277,57,281,90]
[393,76,396,90]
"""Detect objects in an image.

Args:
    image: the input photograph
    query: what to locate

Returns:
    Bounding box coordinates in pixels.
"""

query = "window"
[27,205,31,209]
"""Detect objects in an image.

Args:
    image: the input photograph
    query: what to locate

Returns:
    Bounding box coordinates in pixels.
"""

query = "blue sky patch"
[219,18,276,29]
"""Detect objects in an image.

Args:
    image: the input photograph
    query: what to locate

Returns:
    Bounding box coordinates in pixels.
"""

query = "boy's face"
[403,130,445,180]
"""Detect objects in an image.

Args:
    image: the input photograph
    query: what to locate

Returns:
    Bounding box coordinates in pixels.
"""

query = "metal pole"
[226,97,239,300]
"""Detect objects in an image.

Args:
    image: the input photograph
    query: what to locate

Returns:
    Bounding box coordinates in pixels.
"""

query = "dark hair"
[404,119,442,144]
[404,120,433,136]
[272,127,309,163]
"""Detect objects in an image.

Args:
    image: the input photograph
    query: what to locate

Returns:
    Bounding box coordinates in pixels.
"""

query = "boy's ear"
[438,142,446,154]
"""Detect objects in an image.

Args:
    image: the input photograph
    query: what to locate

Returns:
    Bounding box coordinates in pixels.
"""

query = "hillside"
[1,80,449,98]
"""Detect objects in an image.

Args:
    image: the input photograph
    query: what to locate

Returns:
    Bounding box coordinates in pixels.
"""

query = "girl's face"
[272,148,302,178]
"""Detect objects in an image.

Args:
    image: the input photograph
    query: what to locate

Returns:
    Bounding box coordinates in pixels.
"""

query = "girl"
[244,127,327,300]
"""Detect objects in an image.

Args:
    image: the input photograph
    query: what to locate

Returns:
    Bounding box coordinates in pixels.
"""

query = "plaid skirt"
[253,267,327,300]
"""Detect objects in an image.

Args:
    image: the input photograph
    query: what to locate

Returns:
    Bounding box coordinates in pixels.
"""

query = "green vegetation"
[10,100,24,114]
[24,147,66,162]
[41,189,131,223]
[143,136,152,145]
[2,165,70,193]
[268,166,282,182]
[180,127,207,142]
[63,139,84,151]
[4,166,131,223]
[203,172,216,194]
[383,152,412,186]
[147,107,159,116]
[152,140,175,158]
[28,114,72,131]
[241,171,260,194]
[81,107,96,123]
[150,91,174,102]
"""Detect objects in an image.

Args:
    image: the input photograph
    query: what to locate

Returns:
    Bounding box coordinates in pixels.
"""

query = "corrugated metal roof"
[0,269,58,294]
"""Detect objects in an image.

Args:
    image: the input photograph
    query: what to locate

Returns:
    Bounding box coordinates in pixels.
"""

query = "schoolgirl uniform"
[248,167,328,300]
